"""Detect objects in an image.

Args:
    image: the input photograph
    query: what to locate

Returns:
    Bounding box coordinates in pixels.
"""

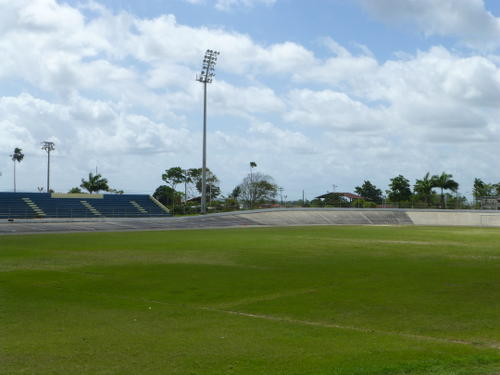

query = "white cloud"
[0,93,194,191]
[248,121,315,154]
[285,89,390,132]
[293,45,500,143]
[129,15,315,75]
[211,82,285,115]
[358,0,500,49]
[295,38,378,87]
[183,0,277,11]
[215,0,276,11]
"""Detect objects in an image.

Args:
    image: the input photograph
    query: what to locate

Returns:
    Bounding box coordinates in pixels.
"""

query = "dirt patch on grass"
[213,288,319,309]
[203,307,500,351]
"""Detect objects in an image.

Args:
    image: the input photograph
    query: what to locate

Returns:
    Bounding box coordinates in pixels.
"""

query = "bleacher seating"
[0,192,170,219]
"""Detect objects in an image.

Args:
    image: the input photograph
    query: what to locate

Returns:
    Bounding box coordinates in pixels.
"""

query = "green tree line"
[154,163,279,214]
[312,172,488,209]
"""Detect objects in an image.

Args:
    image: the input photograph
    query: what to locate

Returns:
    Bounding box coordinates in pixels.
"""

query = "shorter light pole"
[41,141,55,192]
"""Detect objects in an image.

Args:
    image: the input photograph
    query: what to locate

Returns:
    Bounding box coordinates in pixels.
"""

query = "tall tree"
[187,168,202,182]
[153,185,181,208]
[473,178,493,200]
[181,169,192,208]
[249,162,257,182]
[432,172,458,209]
[10,147,24,192]
[162,167,185,211]
[355,180,383,204]
[195,170,220,202]
[493,183,500,197]
[249,162,257,206]
[414,172,436,207]
[231,186,241,201]
[188,168,220,202]
[80,173,109,194]
[387,175,412,204]
[237,172,278,208]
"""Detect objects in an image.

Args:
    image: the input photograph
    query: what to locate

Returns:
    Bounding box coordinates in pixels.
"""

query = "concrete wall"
[234,208,500,227]
[407,210,500,227]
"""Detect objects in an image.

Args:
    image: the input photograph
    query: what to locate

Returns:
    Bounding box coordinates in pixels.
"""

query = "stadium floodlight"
[41,141,55,192]
[196,49,220,214]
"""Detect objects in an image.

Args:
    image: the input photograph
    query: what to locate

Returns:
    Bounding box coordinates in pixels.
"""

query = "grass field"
[1,225,500,375]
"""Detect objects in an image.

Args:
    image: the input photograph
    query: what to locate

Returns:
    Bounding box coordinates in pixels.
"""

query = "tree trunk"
[171,185,175,213]
[184,176,187,215]
[250,167,253,209]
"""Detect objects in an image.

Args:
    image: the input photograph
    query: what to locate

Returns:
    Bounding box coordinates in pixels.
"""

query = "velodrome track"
[2,208,500,235]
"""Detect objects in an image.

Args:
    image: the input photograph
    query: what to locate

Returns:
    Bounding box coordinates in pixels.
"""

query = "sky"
[1,0,500,200]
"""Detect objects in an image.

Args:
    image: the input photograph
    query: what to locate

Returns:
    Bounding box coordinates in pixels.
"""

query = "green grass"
[1,226,500,375]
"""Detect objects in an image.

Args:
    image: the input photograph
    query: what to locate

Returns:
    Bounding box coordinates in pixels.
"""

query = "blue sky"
[1,0,500,199]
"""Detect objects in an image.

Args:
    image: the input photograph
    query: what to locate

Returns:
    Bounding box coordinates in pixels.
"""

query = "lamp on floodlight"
[41,141,55,193]
[196,49,220,214]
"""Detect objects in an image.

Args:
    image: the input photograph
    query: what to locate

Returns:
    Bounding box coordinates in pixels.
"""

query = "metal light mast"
[41,141,55,192]
[196,49,219,214]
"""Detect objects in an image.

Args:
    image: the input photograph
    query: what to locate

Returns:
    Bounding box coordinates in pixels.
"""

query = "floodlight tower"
[41,141,55,192]
[196,49,219,214]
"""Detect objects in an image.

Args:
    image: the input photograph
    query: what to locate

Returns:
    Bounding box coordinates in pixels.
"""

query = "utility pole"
[41,141,55,193]
[196,49,220,214]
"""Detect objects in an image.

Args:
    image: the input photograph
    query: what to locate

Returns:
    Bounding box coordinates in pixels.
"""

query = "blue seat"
[0,192,170,219]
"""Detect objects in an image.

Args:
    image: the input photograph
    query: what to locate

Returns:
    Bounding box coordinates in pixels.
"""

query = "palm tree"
[249,162,257,208]
[414,172,436,207]
[80,173,109,194]
[249,162,257,182]
[10,147,24,192]
[473,178,493,199]
[433,172,459,209]
[162,167,185,212]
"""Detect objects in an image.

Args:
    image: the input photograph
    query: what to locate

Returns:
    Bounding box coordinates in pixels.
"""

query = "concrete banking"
[2,208,500,235]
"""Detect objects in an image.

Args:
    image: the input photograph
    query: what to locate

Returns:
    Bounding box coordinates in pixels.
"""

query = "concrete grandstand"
[0,192,170,219]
